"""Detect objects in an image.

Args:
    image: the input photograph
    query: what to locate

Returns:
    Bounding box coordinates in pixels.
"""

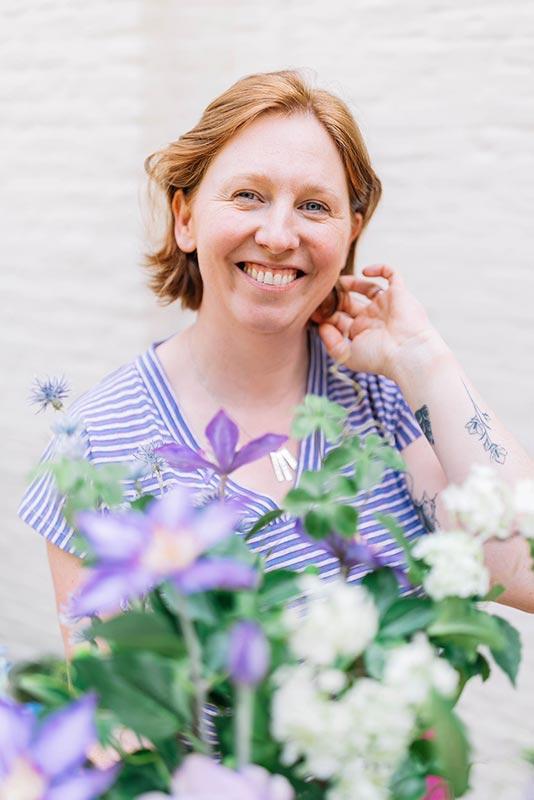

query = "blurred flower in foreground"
[383,633,458,707]
[136,753,294,800]
[0,694,118,800]
[283,575,379,666]
[441,464,514,541]
[229,621,270,687]
[157,409,287,479]
[51,413,87,460]
[412,530,490,601]
[70,486,257,618]
[29,375,70,413]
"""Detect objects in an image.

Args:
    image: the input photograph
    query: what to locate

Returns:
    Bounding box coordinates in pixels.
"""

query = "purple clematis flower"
[136,753,294,800]
[70,486,258,618]
[0,693,118,800]
[228,621,270,687]
[295,521,411,589]
[156,410,287,478]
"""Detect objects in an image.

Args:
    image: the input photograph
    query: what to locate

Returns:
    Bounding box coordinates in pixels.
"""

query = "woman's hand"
[316,264,447,381]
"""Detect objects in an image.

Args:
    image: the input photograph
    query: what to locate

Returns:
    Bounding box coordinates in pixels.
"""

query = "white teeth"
[242,263,298,286]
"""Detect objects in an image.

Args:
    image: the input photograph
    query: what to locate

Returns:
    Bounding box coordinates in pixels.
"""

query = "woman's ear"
[350,212,364,244]
[171,190,196,253]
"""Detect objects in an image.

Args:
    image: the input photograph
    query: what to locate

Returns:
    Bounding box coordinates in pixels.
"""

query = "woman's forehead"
[206,113,348,189]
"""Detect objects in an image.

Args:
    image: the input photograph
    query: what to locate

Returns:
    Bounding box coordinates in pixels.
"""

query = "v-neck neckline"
[137,326,329,514]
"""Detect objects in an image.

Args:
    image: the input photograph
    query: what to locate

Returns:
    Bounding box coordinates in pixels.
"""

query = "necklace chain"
[186,328,303,482]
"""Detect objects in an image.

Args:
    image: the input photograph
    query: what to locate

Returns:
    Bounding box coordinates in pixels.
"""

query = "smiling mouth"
[236,262,305,286]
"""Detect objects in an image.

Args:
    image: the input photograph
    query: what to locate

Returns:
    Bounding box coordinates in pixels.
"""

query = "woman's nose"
[254,205,300,253]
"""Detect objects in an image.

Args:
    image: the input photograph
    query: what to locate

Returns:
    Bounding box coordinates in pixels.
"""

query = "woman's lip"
[235,262,303,291]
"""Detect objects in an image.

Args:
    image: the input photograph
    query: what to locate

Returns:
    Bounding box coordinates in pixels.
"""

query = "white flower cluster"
[442,463,534,542]
[271,663,415,800]
[282,575,379,666]
[383,633,458,707]
[272,579,458,799]
[412,530,490,601]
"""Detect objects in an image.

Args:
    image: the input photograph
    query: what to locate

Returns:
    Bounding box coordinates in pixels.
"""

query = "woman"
[19,69,534,663]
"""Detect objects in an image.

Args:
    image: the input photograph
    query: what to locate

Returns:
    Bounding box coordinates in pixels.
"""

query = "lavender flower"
[229,621,270,687]
[134,441,167,477]
[29,375,70,413]
[136,753,294,800]
[0,694,118,799]
[70,486,257,618]
[157,410,287,481]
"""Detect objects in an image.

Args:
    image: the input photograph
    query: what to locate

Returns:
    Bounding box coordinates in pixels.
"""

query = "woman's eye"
[234,191,260,202]
[302,200,328,213]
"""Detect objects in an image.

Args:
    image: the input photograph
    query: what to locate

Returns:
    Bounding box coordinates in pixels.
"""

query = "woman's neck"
[185,310,310,412]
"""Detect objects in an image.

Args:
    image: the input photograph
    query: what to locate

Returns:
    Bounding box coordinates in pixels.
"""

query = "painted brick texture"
[2,1,533,797]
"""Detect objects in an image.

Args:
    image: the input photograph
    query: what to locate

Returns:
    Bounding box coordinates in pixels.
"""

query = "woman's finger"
[318,322,351,364]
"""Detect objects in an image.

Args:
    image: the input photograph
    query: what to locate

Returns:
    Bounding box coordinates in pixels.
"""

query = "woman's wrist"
[386,328,455,389]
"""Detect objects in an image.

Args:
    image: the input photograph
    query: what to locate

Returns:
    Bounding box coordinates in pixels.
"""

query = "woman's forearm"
[390,330,534,487]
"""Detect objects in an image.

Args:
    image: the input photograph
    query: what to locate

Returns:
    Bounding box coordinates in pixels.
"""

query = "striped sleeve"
[17,425,92,556]
[391,383,423,451]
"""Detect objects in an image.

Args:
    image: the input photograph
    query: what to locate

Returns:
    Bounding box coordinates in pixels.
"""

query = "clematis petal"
[171,558,258,594]
[147,485,195,530]
[0,699,33,778]
[156,443,215,473]
[231,433,288,472]
[190,499,242,552]
[229,621,270,687]
[69,566,155,619]
[32,695,98,779]
[205,410,239,473]
[241,764,295,800]
[44,764,120,800]
[75,512,148,563]
[171,753,257,800]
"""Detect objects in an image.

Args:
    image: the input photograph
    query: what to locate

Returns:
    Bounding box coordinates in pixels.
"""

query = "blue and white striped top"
[18,327,425,582]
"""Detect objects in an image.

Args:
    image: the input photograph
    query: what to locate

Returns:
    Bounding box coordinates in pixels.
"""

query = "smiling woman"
[18,68,534,673]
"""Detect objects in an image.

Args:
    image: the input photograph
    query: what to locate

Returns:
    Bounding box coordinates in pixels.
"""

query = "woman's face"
[173,112,362,334]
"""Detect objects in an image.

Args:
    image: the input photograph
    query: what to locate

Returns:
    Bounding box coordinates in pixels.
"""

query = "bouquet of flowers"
[3,378,534,799]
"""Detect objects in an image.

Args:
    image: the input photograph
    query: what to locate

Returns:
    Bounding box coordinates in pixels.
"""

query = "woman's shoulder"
[68,348,152,426]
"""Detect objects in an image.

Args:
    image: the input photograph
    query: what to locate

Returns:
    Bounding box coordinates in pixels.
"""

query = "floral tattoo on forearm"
[415,405,434,445]
[463,381,507,464]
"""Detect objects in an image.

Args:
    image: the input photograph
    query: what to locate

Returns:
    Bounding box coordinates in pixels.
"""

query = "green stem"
[174,593,212,754]
[236,684,254,769]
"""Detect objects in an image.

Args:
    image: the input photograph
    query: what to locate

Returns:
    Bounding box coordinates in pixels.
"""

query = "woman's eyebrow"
[224,172,339,200]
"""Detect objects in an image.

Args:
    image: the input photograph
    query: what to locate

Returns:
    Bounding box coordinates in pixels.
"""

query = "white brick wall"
[2,1,533,797]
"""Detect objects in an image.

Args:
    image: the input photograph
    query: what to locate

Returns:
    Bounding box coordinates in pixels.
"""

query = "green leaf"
[130,494,156,512]
[379,598,436,641]
[426,690,471,797]
[291,395,347,442]
[283,488,313,514]
[328,475,359,498]
[490,615,522,686]
[481,583,506,602]
[304,509,332,539]
[298,470,327,497]
[258,569,302,611]
[73,653,190,740]
[363,641,389,680]
[88,612,185,657]
[323,445,356,471]
[244,508,285,540]
[328,504,358,537]
[428,598,506,657]
[362,568,400,617]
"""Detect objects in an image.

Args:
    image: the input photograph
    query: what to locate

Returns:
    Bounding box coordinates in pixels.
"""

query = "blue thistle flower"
[133,440,167,477]
[29,375,70,413]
